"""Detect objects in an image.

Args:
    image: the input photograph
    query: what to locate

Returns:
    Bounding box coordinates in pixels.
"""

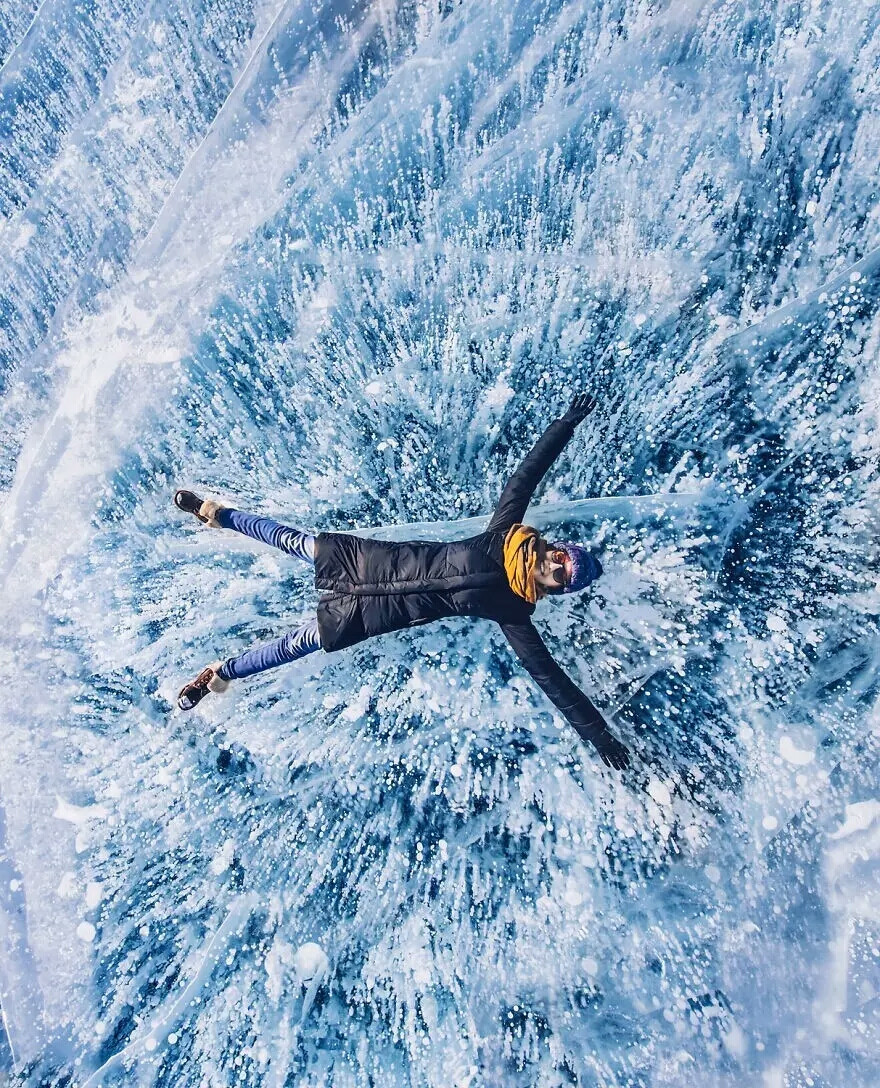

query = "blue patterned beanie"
[552,543,603,593]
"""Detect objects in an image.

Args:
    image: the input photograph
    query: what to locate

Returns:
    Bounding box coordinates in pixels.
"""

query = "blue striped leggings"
[213,509,323,682]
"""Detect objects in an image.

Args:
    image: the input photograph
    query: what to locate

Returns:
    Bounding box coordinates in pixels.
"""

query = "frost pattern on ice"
[1,0,879,1085]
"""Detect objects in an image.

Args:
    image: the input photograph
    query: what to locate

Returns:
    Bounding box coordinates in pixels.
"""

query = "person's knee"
[283,623,322,660]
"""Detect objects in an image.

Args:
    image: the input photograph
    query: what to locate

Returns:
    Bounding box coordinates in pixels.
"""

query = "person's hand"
[596,733,631,770]
[562,393,597,426]
[573,723,631,770]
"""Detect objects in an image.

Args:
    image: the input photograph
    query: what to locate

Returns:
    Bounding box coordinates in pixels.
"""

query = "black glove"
[574,724,631,770]
[561,392,597,426]
[596,733,631,771]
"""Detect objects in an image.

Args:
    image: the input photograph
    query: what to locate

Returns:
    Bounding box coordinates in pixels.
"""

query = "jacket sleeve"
[500,620,610,744]
[485,417,577,534]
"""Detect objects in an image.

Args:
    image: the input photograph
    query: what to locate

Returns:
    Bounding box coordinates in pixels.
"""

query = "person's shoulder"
[473,527,506,546]
[492,592,535,624]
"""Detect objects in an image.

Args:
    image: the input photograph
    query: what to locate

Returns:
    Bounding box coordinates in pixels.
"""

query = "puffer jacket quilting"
[314,530,535,650]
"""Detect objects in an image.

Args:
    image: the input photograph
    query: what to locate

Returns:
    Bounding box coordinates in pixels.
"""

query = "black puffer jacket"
[313,413,617,752]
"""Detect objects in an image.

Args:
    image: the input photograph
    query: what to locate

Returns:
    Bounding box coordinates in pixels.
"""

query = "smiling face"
[533,537,570,594]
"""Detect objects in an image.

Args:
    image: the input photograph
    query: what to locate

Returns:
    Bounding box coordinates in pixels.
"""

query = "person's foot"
[174,490,227,528]
[177,661,230,711]
[174,489,207,522]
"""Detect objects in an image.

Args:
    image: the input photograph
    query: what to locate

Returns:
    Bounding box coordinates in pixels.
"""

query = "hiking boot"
[177,661,230,711]
[174,490,226,528]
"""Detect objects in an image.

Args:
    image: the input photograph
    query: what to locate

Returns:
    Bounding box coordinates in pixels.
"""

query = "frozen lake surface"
[1,0,879,1084]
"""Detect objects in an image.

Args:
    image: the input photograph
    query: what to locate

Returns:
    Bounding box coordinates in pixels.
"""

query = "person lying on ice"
[175,394,630,770]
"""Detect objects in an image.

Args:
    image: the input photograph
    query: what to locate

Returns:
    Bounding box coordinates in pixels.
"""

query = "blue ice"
[1,0,879,1085]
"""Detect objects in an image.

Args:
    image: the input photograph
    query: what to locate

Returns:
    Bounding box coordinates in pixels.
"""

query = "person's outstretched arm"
[500,620,630,769]
[485,394,596,534]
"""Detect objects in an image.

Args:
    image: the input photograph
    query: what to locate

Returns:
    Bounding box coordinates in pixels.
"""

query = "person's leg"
[177,618,323,711]
[216,617,322,681]
[214,508,315,563]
